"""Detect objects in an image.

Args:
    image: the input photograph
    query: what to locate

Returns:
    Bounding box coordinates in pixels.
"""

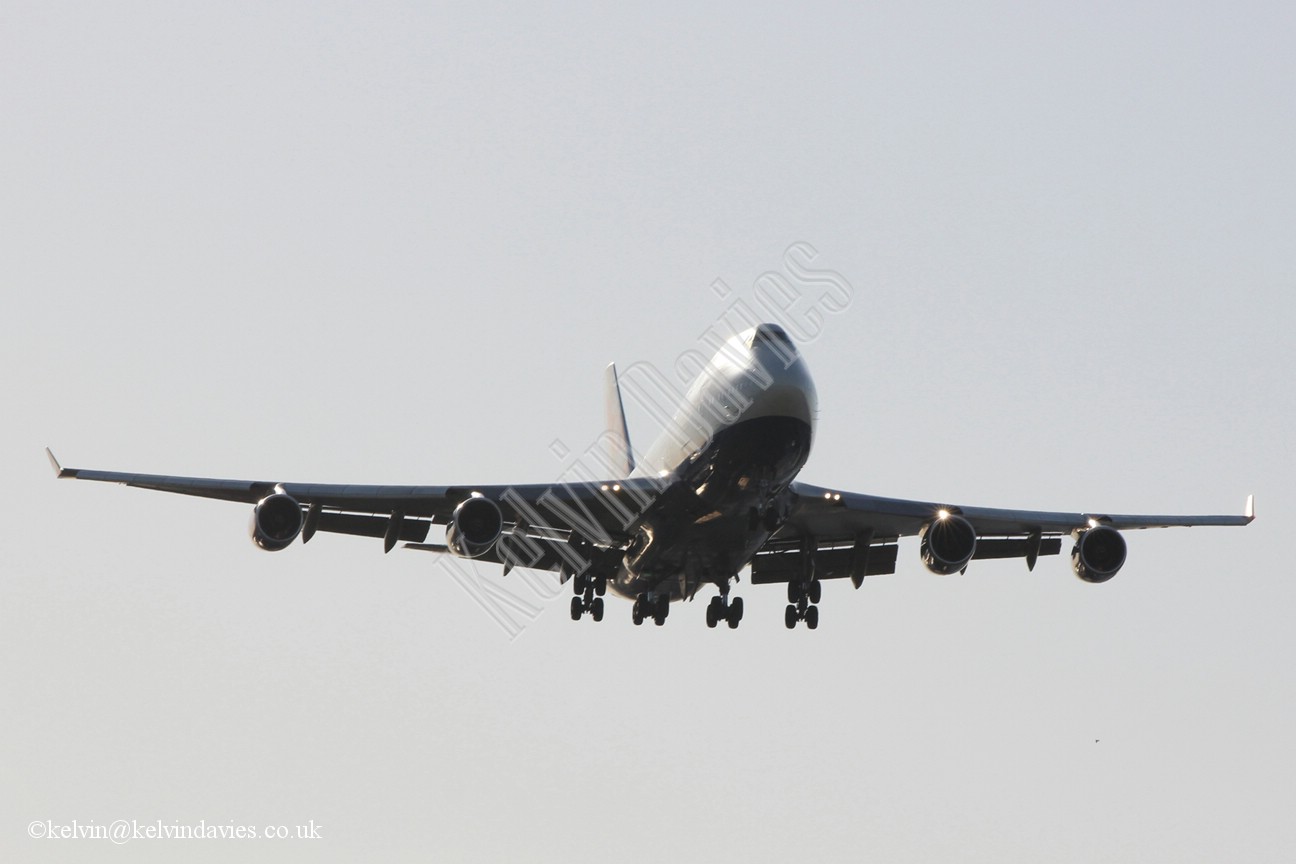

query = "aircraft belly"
[611,414,811,602]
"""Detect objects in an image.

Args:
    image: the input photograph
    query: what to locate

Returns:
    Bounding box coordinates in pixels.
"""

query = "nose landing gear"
[632,593,669,626]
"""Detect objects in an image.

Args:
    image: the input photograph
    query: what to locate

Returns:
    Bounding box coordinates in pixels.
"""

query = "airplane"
[47,323,1254,630]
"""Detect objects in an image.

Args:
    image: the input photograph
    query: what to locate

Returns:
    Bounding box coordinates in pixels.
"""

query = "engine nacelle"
[250,493,303,552]
[1071,524,1127,583]
[920,512,977,575]
[445,495,503,558]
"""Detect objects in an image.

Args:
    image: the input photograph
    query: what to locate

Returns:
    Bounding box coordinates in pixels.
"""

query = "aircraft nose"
[749,323,794,353]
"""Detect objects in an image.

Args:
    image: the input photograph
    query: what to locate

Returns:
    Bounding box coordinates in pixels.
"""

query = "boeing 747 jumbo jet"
[48,324,1253,629]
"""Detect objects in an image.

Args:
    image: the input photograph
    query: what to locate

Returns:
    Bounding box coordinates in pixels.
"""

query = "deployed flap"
[604,363,635,478]
[314,511,431,543]
[751,543,899,583]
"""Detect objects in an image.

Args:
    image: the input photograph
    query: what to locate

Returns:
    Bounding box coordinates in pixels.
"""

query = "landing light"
[937,509,950,520]
[1087,518,1099,529]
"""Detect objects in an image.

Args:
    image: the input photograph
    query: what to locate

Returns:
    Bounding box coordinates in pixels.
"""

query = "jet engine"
[1071,524,1127,583]
[445,495,503,558]
[250,493,304,552]
[920,512,977,575]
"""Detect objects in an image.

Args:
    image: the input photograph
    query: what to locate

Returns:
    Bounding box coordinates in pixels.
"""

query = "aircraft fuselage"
[611,324,816,602]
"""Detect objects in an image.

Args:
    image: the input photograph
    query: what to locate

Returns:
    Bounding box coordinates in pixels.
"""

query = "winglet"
[1245,494,1255,523]
[45,447,70,478]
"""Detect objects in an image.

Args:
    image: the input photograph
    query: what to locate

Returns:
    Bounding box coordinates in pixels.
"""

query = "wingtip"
[45,447,79,479]
[1245,494,1255,522]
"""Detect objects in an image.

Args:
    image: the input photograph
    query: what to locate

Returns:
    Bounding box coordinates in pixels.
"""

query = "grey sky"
[3,2,1292,861]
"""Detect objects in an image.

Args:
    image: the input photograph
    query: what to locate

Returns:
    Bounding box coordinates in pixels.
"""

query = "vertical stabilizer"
[604,363,635,478]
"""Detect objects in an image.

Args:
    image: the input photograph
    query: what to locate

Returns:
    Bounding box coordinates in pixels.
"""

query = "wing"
[783,482,1255,537]
[751,479,1254,587]
[46,448,655,571]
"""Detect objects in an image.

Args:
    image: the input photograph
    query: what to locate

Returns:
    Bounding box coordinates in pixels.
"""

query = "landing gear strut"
[785,578,821,629]
[705,592,744,629]
[569,572,606,622]
[632,593,669,626]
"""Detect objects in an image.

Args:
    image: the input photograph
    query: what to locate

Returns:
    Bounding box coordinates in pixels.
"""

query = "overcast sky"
[3,2,1293,861]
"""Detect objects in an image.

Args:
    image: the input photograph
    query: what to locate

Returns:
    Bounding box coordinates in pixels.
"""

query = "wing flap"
[972,536,1062,561]
[406,532,625,579]
[314,512,431,543]
[750,543,899,584]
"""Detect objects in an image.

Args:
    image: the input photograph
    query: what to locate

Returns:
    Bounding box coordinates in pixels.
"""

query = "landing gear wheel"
[652,595,669,626]
[788,582,804,604]
[706,598,719,629]
[727,596,744,629]
[632,603,644,626]
[785,604,798,629]
[808,580,822,604]
[594,578,606,597]
[805,605,819,629]
[591,597,604,622]
[570,597,583,621]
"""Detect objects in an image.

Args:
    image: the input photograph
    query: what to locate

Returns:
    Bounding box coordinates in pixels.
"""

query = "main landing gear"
[632,593,669,626]
[785,579,821,629]
[705,593,744,629]
[569,572,606,622]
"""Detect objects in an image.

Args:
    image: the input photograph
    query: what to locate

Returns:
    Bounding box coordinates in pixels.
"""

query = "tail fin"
[604,363,635,478]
